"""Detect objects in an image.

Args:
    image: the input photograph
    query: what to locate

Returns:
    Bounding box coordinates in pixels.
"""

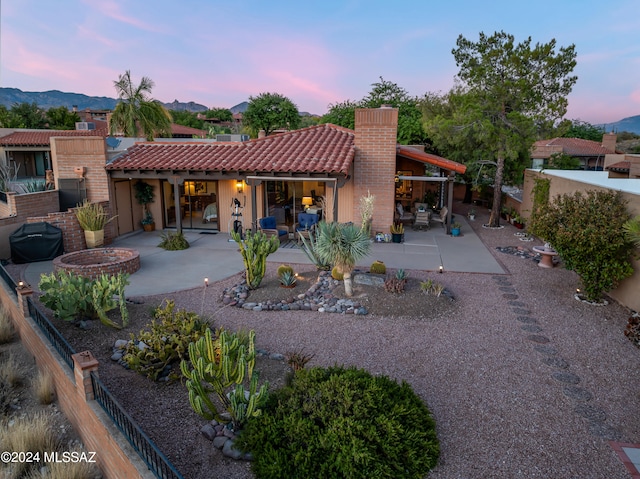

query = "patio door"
[163,180,218,230]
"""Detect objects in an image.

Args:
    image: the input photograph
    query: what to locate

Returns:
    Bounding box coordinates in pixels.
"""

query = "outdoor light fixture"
[439,265,443,274]
[236,180,244,193]
[204,278,209,287]
[302,196,313,211]
[18,281,24,289]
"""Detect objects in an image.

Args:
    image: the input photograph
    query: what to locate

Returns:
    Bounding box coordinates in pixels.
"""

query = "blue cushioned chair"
[259,216,289,242]
[296,213,319,233]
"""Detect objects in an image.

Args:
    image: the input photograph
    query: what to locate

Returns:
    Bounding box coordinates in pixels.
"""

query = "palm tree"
[314,221,371,297]
[109,70,172,141]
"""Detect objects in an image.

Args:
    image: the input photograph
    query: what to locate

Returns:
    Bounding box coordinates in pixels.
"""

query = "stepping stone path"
[490,274,622,441]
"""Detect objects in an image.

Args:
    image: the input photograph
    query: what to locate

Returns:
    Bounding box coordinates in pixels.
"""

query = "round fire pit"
[53,248,140,280]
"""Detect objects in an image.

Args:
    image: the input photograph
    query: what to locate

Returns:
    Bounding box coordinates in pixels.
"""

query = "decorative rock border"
[222,270,369,315]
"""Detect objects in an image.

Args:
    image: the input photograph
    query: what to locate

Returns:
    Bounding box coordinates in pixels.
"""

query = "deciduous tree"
[46,106,80,130]
[243,92,300,137]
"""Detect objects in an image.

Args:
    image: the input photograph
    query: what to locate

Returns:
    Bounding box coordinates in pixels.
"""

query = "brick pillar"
[72,351,99,401]
[16,284,33,317]
[354,107,398,234]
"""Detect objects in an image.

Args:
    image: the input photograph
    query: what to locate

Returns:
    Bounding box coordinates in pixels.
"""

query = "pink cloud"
[80,0,165,33]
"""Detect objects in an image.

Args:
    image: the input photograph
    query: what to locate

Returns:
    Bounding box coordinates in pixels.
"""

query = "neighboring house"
[530,133,620,170]
[521,168,640,312]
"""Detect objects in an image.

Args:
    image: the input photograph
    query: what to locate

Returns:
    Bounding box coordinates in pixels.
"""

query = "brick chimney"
[602,132,617,152]
[353,107,398,233]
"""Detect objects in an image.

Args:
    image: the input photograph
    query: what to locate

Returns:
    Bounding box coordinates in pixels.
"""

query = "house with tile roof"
[102,107,465,236]
[530,133,620,170]
[0,107,467,256]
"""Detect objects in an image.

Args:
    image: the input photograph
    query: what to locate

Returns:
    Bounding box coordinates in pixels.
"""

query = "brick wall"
[0,282,154,478]
[27,201,116,253]
[51,137,110,202]
[353,108,399,233]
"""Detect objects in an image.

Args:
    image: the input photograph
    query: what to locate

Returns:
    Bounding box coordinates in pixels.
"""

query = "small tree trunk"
[343,272,353,297]
[488,155,505,227]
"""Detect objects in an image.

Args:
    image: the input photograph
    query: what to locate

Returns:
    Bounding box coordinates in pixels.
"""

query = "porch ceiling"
[396,145,467,175]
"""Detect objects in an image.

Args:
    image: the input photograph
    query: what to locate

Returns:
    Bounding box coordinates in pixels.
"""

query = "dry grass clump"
[33,370,56,405]
[25,447,100,479]
[0,411,58,478]
[0,307,16,344]
[0,352,26,387]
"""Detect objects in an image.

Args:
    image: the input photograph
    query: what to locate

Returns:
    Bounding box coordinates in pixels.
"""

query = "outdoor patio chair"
[430,206,448,228]
[295,213,319,242]
[395,203,414,225]
[259,216,289,242]
[413,205,431,230]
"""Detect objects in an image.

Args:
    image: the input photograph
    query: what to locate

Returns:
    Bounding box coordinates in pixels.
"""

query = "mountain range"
[0,88,320,117]
[0,87,245,114]
[0,88,635,130]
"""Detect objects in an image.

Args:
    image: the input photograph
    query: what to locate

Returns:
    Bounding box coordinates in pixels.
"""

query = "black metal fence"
[26,297,76,370]
[0,267,184,479]
[90,372,184,479]
[0,263,18,297]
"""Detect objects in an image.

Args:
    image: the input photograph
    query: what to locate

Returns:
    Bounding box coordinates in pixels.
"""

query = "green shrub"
[369,260,386,274]
[237,366,439,479]
[158,231,190,250]
[39,271,129,328]
[531,189,635,301]
[124,300,209,381]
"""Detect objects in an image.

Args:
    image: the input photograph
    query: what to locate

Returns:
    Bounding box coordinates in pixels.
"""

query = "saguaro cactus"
[180,328,268,429]
[232,229,279,289]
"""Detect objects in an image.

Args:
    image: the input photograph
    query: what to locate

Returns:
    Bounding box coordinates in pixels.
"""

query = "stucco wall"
[522,169,640,312]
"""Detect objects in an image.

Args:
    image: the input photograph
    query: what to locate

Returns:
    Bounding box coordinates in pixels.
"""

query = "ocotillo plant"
[180,328,268,430]
[231,229,279,289]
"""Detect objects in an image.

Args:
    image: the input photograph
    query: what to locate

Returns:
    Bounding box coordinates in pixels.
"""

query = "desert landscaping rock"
[574,404,607,422]
[527,334,551,344]
[503,293,519,300]
[534,344,559,355]
[521,324,543,333]
[516,315,538,324]
[563,386,593,402]
[552,371,581,384]
[542,356,569,369]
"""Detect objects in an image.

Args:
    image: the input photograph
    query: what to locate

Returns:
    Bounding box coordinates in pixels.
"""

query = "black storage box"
[10,222,64,264]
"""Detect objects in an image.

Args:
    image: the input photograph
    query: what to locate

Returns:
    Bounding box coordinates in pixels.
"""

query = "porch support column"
[446,173,454,235]
[172,176,183,234]
[246,178,261,233]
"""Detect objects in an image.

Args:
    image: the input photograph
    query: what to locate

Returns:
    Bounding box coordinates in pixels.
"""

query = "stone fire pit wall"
[53,248,140,280]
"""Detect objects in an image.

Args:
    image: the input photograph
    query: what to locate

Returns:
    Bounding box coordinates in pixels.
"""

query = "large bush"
[530,189,634,301]
[236,366,439,479]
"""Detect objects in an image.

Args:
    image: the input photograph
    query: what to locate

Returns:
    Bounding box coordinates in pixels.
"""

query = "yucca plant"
[314,221,371,297]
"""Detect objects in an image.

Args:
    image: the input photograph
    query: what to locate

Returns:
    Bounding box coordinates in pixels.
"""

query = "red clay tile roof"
[532,137,619,157]
[0,127,110,147]
[106,123,356,176]
[169,124,207,137]
[605,161,630,171]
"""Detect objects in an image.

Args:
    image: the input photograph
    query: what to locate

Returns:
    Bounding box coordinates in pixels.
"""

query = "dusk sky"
[2,0,639,125]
